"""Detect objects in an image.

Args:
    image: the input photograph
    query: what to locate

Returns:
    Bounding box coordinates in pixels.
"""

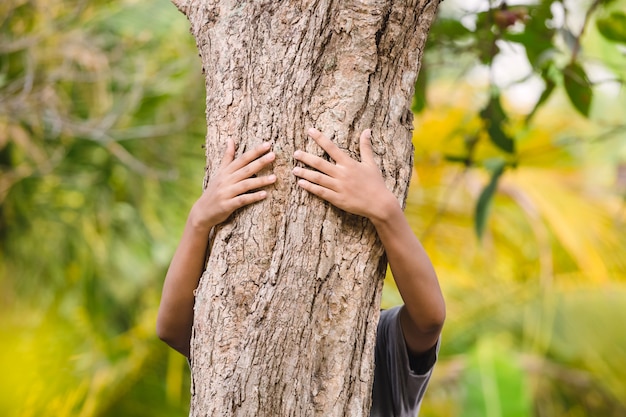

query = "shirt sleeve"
[370,306,440,417]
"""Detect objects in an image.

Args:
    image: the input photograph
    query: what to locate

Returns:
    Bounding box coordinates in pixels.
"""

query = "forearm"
[291,127,444,351]
[370,199,445,353]
[156,213,213,357]
[156,140,276,357]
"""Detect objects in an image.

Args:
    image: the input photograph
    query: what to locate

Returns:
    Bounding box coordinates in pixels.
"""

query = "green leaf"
[504,3,556,66]
[475,159,506,240]
[563,63,593,117]
[505,31,554,67]
[474,10,500,66]
[444,155,472,165]
[479,94,516,154]
[427,17,472,46]
[597,12,626,44]
[460,336,532,417]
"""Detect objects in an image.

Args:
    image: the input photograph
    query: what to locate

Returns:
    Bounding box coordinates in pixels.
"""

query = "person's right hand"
[189,138,276,232]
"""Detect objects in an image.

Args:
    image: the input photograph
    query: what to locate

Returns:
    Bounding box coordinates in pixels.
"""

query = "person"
[156,127,446,417]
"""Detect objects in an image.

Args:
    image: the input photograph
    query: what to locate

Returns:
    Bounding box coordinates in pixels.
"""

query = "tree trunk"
[170,1,440,415]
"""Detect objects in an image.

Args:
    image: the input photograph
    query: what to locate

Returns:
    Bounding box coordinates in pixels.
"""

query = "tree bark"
[171,1,441,415]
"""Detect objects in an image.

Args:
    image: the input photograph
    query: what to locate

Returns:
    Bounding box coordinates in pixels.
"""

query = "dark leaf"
[596,12,626,44]
[474,10,500,65]
[427,18,472,47]
[479,94,516,154]
[563,63,593,117]
[504,3,556,66]
[475,159,506,240]
[444,154,472,166]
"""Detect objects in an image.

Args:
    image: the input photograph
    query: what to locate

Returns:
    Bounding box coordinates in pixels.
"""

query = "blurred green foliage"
[1,0,204,415]
[405,1,626,415]
[1,0,625,416]
[420,0,626,238]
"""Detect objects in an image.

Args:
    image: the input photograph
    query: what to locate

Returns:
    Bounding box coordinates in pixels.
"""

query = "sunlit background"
[1,0,625,416]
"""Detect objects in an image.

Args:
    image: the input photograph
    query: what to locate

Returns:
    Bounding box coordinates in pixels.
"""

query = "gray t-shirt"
[370,306,439,417]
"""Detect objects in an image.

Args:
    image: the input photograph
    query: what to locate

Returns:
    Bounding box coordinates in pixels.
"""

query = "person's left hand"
[292,128,398,221]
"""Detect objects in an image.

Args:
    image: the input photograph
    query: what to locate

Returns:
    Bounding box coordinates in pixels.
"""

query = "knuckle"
[308,171,321,183]
[240,164,254,178]
[217,202,231,217]
[316,187,328,199]
[232,195,248,208]
[237,193,258,207]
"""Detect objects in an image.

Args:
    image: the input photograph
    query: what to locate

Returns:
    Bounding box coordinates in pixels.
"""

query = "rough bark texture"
[171,1,440,416]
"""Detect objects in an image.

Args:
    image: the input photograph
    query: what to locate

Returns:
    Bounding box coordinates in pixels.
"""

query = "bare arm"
[292,128,445,354]
[156,139,276,357]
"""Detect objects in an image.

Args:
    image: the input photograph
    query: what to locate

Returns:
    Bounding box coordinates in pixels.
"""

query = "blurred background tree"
[0,0,205,415]
[405,0,626,416]
[1,0,625,416]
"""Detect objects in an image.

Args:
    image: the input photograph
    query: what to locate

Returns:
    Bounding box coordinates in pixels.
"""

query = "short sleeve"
[370,306,439,417]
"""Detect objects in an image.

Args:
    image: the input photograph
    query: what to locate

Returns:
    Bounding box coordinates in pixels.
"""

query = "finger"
[232,150,275,182]
[220,137,236,168]
[307,128,347,163]
[230,174,277,196]
[296,178,339,205]
[359,129,375,164]
[293,150,336,176]
[226,190,269,212]
[292,166,337,191]
[227,141,272,173]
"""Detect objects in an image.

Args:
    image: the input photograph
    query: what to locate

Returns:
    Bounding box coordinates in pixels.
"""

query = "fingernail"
[292,167,300,175]
[308,127,317,135]
[294,150,301,158]
[366,129,372,138]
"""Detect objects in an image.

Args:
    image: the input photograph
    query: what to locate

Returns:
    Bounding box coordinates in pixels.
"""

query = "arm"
[156,139,276,357]
[292,128,445,355]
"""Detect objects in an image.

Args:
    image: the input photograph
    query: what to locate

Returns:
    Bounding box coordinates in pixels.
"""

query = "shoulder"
[371,306,439,416]
[376,306,439,376]
[375,306,403,357]
[378,306,402,332]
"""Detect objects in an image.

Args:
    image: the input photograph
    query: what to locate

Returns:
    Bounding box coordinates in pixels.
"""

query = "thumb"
[359,129,374,164]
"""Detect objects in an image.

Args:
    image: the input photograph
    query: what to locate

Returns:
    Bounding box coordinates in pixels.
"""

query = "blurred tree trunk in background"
[171,1,440,415]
